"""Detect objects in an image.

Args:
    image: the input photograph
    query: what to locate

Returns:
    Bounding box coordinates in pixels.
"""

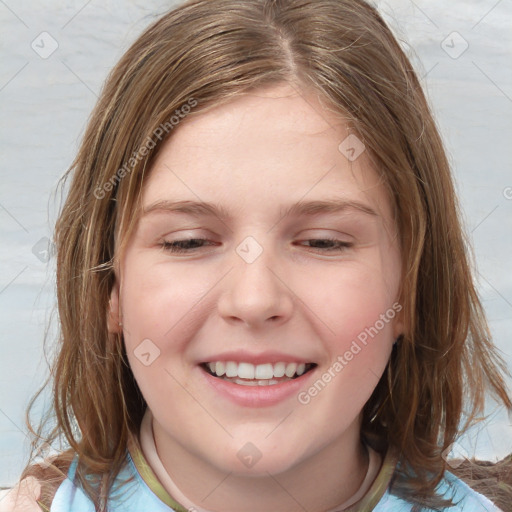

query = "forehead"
[142,83,392,224]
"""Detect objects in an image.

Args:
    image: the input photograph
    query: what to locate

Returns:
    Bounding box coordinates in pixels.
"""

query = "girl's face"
[109,83,403,478]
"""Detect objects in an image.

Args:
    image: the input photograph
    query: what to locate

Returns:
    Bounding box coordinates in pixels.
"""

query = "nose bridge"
[217,235,293,326]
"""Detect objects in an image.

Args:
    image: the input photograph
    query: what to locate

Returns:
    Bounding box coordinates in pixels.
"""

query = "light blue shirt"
[49,452,502,512]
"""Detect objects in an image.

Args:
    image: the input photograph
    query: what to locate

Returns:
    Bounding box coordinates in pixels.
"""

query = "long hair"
[19,0,511,510]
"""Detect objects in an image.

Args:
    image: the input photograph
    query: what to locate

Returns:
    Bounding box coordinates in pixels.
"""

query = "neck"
[150,417,369,512]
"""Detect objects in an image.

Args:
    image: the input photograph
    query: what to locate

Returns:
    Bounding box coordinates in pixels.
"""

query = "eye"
[297,238,353,252]
[160,238,215,253]
[159,237,353,254]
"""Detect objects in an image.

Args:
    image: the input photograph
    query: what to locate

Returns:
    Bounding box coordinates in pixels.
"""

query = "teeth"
[285,363,298,378]
[231,378,279,386]
[216,361,226,376]
[273,362,286,378]
[254,363,273,380]
[206,361,312,380]
[238,362,255,379]
[225,361,238,378]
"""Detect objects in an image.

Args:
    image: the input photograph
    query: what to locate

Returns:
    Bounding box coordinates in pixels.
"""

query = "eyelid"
[159,236,355,256]
[298,228,355,241]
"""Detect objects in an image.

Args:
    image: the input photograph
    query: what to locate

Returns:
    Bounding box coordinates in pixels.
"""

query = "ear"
[107,281,122,334]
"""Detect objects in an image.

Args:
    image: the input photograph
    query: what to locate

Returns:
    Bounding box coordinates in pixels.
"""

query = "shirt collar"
[127,408,398,512]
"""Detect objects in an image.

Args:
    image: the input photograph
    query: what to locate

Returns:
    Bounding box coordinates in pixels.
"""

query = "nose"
[217,243,294,328]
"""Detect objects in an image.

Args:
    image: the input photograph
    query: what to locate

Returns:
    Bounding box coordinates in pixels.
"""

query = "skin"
[108,82,403,512]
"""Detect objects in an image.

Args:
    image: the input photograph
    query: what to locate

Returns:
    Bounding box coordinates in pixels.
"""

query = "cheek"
[299,262,399,345]
[118,258,204,419]
[293,260,397,410]
[118,256,222,410]
[119,253,212,346]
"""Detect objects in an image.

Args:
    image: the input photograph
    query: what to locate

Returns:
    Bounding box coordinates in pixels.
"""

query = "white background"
[0,0,511,487]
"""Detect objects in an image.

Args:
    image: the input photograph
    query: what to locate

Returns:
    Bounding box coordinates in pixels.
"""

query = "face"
[109,83,403,478]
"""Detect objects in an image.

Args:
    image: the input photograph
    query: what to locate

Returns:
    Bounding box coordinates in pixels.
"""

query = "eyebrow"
[142,198,378,220]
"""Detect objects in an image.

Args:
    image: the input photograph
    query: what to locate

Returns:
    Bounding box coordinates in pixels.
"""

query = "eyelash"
[160,238,353,254]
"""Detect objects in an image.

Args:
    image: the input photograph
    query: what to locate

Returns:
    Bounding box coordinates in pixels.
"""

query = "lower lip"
[200,366,316,408]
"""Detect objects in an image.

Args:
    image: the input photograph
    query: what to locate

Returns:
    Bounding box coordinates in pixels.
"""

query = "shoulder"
[439,470,503,511]
[0,452,74,512]
[372,470,502,511]
[0,477,44,512]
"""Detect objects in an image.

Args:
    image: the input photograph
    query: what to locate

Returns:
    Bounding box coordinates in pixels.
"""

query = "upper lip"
[200,350,315,365]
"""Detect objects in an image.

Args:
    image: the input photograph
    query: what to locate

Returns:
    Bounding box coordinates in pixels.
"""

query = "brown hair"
[451,454,512,511]
[18,0,511,510]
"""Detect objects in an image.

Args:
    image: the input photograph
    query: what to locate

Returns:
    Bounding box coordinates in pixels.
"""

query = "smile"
[201,361,316,386]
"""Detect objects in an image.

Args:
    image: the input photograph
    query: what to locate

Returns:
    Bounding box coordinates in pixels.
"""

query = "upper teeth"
[206,361,308,380]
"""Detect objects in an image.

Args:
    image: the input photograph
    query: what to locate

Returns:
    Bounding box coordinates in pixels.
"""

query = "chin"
[206,441,310,477]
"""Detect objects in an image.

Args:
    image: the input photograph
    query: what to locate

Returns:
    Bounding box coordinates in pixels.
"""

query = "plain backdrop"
[0,0,511,487]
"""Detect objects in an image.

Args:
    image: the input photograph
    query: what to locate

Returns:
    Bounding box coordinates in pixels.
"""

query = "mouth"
[200,361,317,386]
